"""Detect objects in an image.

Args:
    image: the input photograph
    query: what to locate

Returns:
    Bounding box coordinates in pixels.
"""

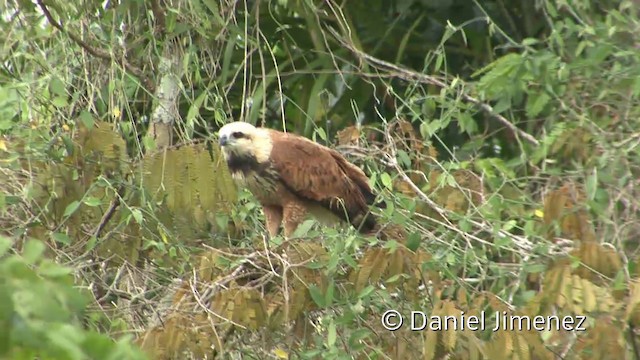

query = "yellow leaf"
[0,139,7,151]
[534,209,544,218]
[441,300,458,351]
[62,124,70,131]
[113,107,121,118]
[273,348,289,359]
[423,328,438,360]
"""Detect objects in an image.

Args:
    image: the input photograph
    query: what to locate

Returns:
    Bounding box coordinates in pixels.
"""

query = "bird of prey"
[218,121,385,238]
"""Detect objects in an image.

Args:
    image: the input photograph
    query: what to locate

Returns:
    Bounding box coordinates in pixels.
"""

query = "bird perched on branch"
[218,121,385,239]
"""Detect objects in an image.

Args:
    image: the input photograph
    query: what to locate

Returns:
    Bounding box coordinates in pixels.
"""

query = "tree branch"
[329,28,540,147]
[36,0,154,91]
[149,0,166,37]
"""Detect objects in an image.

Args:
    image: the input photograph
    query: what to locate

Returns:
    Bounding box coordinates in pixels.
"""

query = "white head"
[218,121,272,163]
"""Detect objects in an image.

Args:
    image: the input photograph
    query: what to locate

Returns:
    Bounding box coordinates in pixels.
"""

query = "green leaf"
[522,38,540,46]
[385,274,403,283]
[0,236,12,257]
[52,96,69,107]
[307,74,330,122]
[434,53,444,72]
[47,324,85,360]
[0,119,12,131]
[368,172,377,189]
[292,219,315,238]
[314,127,327,142]
[586,169,598,201]
[474,53,524,99]
[458,111,478,134]
[325,280,334,307]
[348,328,371,349]
[327,319,337,347]
[494,234,512,248]
[186,91,207,124]
[39,259,73,278]
[22,239,45,264]
[3,195,20,206]
[49,77,67,97]
[397,150,412,168]
[525,91,550,118]
[612,269,626,291]
[63,201,81,218]
[358,285,375,299]
[501,220,517,231]
[406,232,421,252]
[472,52,521,79]
[523,263,547,273]
[79,110,95,129]
[395,14,425,64]
[85,236,97,252]
[130,208,143,224]
[83,197,101,207]
[220,35,237,86]
[380,173,392,190]
[492,97,511,114]
[51,232,72,246]
[458,218,472,232]
[308,284,325,308]
[0,284,13,356]
[201,0,226,26]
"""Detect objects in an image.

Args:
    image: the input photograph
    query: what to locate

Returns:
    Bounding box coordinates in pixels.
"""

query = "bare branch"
[35,0,154,91]
[329,28,540,147]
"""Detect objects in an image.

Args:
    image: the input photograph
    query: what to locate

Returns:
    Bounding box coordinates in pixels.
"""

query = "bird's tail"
[355,210,407,242]
[362,190,387,209]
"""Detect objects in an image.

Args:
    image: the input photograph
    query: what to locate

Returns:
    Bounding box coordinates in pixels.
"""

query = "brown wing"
[268,130,380,232]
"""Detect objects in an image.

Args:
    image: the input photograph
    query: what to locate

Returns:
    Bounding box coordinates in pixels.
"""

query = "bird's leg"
[262,205,283,240]
[282,202,307,239]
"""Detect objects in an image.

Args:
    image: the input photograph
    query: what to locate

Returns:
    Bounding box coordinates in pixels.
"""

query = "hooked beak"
[219,134,228,146]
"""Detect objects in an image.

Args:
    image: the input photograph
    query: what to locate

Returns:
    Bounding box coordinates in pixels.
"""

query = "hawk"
[218,121,385,238]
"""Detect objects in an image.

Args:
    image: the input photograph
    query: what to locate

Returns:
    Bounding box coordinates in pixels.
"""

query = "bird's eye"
[232,132,245,139]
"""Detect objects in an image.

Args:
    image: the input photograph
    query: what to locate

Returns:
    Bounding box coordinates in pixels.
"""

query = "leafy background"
[1,0,640,358]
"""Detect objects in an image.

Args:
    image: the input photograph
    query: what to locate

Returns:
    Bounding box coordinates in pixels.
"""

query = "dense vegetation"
[1,0,640,358]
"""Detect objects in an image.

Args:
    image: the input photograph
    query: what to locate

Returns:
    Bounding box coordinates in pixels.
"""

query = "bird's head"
[218,121,272,163]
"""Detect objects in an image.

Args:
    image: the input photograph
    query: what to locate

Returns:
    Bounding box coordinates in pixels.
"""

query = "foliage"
[2,0,640,359]
[0,235,147,359]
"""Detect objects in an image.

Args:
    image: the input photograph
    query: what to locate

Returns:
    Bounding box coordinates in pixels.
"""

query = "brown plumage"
[218,121,384,238]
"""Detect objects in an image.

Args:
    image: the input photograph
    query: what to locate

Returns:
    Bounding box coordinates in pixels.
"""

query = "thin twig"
[189,269,249,329]
[381,120,535,254]
[329,28,540,147]
[93,184,126,239]
[35,0,154,91]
